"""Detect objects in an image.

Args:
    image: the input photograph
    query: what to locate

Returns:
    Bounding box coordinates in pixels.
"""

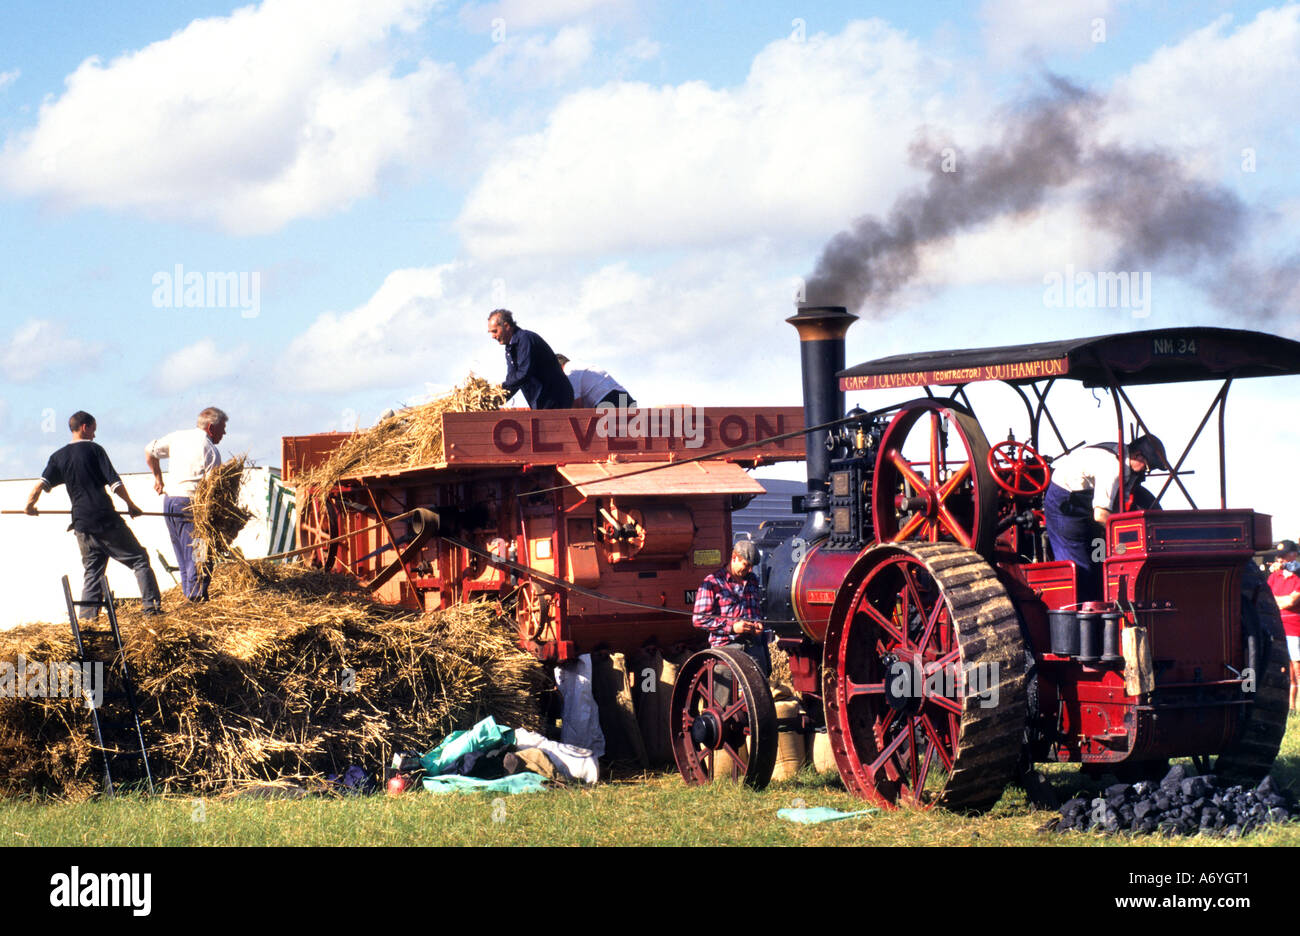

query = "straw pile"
[190,455,253,558]
[0,561,546,798]
[296,375,510,495]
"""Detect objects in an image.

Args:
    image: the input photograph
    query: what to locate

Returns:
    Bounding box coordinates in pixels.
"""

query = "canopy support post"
[1151,378,1232,508]
[1031,379,1067,454]
[1218,377,1233,509]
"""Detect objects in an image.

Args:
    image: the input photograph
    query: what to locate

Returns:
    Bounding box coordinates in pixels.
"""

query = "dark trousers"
[1043,483,1102,602]
[164,495,209,600]
[75,520,162,618]
[726,637,772,679]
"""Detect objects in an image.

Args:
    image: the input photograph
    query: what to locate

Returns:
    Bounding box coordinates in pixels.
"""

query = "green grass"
[5,717,1300,847]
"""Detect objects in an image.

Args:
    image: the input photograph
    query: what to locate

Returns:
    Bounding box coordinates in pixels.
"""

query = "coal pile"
[1053,765,1297,837]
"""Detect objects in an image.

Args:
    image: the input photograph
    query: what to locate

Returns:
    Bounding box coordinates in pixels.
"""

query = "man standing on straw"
[488,309,574,410]
[145,407,227,601]
[25,411,163,618]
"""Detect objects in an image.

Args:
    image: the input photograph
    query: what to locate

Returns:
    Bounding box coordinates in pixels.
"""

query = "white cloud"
[471,26,594,86]
[281,265,468,393]
[0,0,468,234]
[618,37,659,63]
[156,338,249,392]
[1,319,100,382]
[457,20,955,260]
[1103,7,1300,157]
[281,244,811,404]
[981,0,1117,63]
[0,69,18,92]
[461,0,632,32]
[916,201,1120,288]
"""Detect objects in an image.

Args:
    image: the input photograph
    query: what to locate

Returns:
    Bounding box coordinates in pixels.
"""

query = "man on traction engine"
[1043,434,1170,601]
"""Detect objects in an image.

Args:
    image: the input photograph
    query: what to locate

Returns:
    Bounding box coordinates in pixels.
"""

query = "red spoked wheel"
[670,647,778,789]
[987,440,1051,498]
[517,579,554,643]
[298,489,340,571]
[822,542,1025,811]
[872,400,999,556]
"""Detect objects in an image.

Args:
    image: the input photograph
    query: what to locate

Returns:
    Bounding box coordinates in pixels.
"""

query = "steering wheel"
[987,440,1051,498]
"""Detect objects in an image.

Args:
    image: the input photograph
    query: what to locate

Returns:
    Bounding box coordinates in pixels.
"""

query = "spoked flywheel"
[670,647,778,789]
[298,488,341,571]
[822,541,1026,811]
[872,399,999,556]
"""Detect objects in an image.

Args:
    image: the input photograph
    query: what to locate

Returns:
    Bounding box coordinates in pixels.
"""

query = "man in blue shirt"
[488,309,574,409]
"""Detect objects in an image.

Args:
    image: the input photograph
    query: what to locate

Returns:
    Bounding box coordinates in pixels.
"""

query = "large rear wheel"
[822,542,1026,811]
[1214,562,1289,782]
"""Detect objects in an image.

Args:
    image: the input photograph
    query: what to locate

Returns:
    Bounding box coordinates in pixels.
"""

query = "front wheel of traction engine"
[670,647,778,789]
[822,542,1026,811]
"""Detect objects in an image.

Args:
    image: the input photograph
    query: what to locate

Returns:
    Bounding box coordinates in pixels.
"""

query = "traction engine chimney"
[786,305,858,532]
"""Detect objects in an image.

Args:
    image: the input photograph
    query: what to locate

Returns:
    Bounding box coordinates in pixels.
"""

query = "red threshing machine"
[282,406,806,661]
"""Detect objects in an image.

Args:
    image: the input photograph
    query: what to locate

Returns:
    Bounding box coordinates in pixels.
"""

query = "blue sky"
[1,0,1298,531]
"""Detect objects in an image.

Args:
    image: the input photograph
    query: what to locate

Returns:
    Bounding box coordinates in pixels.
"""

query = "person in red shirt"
[1267,539,1300,711]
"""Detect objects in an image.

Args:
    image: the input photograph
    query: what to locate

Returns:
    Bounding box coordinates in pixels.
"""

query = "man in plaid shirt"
[693,540,770,676]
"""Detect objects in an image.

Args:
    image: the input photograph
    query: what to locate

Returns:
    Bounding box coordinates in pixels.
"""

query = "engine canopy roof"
[840,327,1300,390]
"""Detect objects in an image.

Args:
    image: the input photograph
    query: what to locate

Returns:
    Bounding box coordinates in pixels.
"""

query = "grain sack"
[590,651,647,767]
[811,729,838,775]
[630,647,675,765]
[770,680,796,701]
[771,699,807,781]
[712,744,746,782]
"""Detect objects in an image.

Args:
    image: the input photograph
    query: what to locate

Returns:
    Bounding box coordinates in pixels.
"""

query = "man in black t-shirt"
[26,411,162,619]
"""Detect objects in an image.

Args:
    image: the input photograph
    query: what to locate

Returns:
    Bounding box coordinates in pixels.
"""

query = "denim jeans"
[164,495,209,600]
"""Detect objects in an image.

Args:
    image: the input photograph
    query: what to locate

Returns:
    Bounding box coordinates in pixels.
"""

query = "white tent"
[0,467,295,630]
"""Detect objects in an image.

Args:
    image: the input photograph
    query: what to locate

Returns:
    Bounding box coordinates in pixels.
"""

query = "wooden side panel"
[441,407,806,465]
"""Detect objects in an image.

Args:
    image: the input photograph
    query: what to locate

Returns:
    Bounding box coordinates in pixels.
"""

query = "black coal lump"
[1053,771,1296,837]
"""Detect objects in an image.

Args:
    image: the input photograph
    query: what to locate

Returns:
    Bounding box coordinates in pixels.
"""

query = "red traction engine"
[669,310,1296,810]
[283,406,807,662]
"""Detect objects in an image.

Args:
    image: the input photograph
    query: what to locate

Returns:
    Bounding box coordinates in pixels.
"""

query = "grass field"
[4,716,1300,847]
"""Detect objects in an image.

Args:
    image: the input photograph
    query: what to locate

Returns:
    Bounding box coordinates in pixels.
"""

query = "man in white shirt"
[554,355,635,409]
[145,407,227,601]
[1043,434,1169,600]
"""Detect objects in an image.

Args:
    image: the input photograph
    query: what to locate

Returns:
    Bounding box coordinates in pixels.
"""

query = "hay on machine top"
[839,326,1300,391]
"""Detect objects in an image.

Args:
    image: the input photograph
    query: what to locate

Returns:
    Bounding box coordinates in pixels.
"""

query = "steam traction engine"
[670,310,1297,810]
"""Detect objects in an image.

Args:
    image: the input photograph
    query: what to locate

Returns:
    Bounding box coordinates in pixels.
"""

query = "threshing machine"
[283,405,807,661]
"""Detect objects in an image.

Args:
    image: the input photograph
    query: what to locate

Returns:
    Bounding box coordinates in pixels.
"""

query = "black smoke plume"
[802,75,1299,320]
